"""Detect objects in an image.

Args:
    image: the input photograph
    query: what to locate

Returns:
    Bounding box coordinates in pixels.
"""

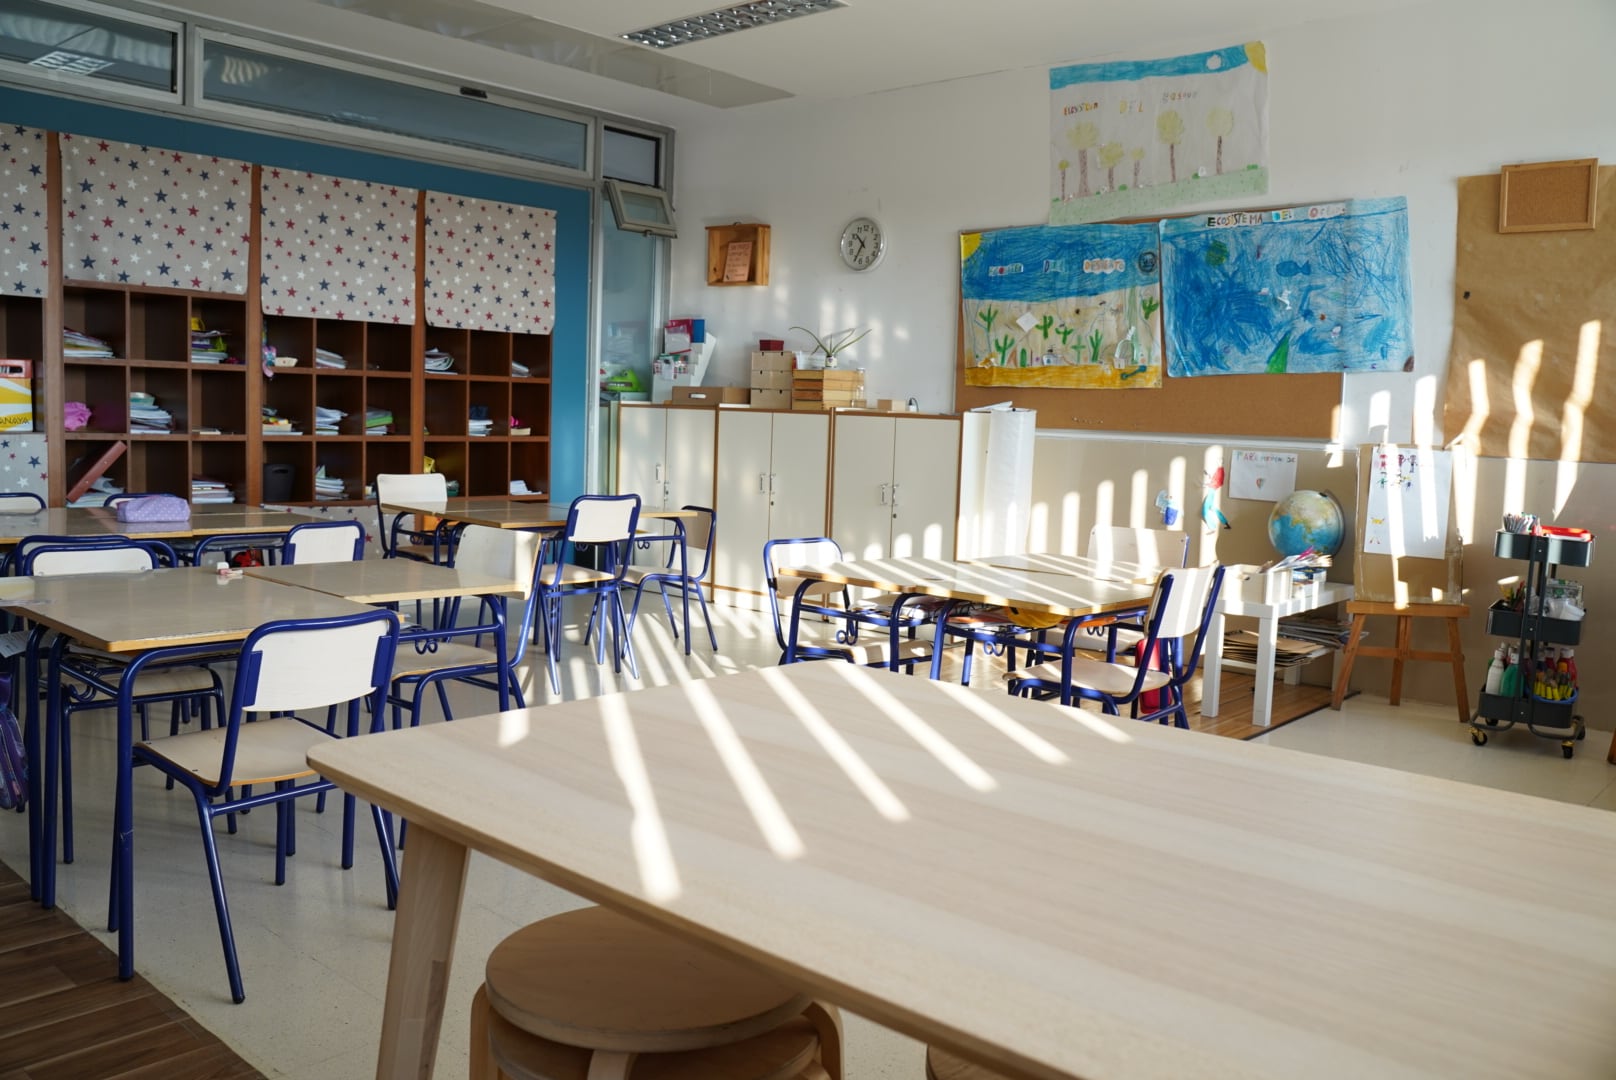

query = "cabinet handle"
[758,472,767,493]
[891,482,901,509]
[655,463,663,484]
[878,483,889,506]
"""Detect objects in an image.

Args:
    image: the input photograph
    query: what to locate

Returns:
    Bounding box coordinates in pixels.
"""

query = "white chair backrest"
[375,473,448,536]
[768,538,843,599]
[454,525,543,598]
[1145,565,1219,640]
[284,520,364,564]
[568,498,636,544]
[1087,526,1189,569]
[242,619,395,713]
[682,509,714,555]
[0,494,43,513]
[29,546,154,576]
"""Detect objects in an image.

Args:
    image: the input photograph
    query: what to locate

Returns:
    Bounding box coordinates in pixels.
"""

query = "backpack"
[229,548,265,568]
[0,675,26,812]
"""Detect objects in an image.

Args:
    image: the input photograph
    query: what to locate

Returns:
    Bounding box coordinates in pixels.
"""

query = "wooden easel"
[1331,601,1471,724]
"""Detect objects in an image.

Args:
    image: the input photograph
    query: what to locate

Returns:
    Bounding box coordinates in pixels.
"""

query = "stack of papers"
[314,465,347,501]
[1277,615,1364,651]
[191,477,235,504]
[364,406,393,435]
[65,327,115,359]
[508,479,535,495]
[315,405,347,436]
[468,417,493,437]
[67,475,122,508]
[190,327,228,364]
[261,405,300,436]
[315,347,347,370]
[424,348,454,373]
[130,394,173,434]
[1219,631,1327,669]
[511,360,531,377]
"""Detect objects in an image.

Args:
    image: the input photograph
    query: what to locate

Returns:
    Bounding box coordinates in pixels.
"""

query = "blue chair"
[625,505,719,653]
[535,495,641,694]
[1005,564,1225,728]
[762,537,933,672]
[131,608,402,1002]
[373,472,455,563]
[283,518,366,563]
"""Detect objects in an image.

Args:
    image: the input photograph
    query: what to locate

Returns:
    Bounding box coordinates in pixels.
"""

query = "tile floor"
[0,596,1611,1079]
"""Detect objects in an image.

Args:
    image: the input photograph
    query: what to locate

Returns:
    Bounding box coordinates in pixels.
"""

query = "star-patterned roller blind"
[1,124,48,298]
[424,192,555,334]
[59,134,251,293]
[260,168,418,323]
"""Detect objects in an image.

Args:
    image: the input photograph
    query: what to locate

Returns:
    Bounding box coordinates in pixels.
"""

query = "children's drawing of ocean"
[961,222,1163,390]
[1160,196,1414,377]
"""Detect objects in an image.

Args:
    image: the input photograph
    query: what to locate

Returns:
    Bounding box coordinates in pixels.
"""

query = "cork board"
[954,307,1342,438]
[1498,159,1598,233]
[1443,167,1616,462]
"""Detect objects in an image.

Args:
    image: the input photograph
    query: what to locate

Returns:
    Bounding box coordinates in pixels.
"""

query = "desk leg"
[375,824,468,1080]
[1251,614,1279,727]
[1200,611,1225,718]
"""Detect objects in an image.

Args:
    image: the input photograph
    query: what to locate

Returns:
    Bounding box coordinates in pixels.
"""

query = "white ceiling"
[151,0,1418,126]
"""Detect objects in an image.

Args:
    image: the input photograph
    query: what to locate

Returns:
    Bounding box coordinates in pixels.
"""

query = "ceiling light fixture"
[622,0,847,49]
[27,49,114,75]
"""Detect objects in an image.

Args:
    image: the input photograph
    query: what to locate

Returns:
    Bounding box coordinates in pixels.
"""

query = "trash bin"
[262,463,295,503]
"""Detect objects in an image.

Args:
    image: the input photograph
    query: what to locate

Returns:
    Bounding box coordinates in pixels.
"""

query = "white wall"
[670,0,1616,438]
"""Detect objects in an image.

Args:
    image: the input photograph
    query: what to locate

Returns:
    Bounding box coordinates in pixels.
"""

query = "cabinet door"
[617,405,667,509]
[829,414,897,560]
[890,417,961,558]
[713,409,776,594]
[767,412,831,546]
[665,407,716,511]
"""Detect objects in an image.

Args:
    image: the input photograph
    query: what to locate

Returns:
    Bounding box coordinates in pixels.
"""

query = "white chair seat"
[1070,625,1145,654]
[66,664,216,697]
[1009,656,1170,696]
[793,622,933,667]
[136,716,330,787]
[540,563,614,585]
[391,641,497,679]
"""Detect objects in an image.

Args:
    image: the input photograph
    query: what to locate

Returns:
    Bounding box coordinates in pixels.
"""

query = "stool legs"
[1446,616,1470,725]
[802,1001,844,1080]
[1330,612,1368,710]
[471,984,501,1080]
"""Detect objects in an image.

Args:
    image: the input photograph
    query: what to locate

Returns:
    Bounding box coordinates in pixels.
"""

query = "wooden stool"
[926,1045,1006,1080]
[472,906,842,1080]
[1331,601,1470,724]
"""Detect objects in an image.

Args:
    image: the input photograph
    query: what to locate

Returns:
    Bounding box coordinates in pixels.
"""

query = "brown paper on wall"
[1443,167,1616,462]
[1354,445,1463,605]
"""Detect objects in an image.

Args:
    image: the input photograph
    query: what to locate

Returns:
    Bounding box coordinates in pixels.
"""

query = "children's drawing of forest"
[1159,197,1414,377]
[961,222,1162,389]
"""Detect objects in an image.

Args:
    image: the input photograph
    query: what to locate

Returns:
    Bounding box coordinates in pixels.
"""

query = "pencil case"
[115,495,191,523]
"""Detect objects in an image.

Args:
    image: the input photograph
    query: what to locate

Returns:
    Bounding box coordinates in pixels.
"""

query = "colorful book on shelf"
[65,440,128,503]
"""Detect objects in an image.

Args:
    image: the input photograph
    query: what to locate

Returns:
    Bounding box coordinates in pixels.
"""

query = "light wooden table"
[244,559,524,605]
[0,568,375,970]
[970,551,1159,586]
[777,557,1155,680]
[0,505,314,546]
[310,661,1616,1080]
[376,496,696,530]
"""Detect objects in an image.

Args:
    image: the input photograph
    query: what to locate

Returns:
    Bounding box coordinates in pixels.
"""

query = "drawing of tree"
[1067,122,1099,198]
[1098,142,1124,192]
[1057,159,1070,200]
[1157,111,1185,183]
[1206,107,1234,174]
[1129,146,1145,189]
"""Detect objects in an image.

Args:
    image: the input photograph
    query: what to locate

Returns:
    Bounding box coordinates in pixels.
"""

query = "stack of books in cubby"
[191,476,235,504]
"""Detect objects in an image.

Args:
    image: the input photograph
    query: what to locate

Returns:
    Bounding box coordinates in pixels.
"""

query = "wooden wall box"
[706,224,771,286]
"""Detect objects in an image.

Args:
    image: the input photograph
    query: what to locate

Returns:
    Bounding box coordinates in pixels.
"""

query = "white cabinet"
[830,414,960,561]
[714,409,830,596]
[617,404,716,511]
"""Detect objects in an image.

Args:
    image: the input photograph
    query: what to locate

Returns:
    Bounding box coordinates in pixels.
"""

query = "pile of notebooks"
[315,405,347,436]
[511,359,531,377]
[190,327,228,364]
[261,405,300,436]
[424,348,454,373]
[314,465,347,501]
[468,404,492,437]
[129,392,173,434]
[67,474,122,508]
[191,476,235,504]
[364,406,393,435]
[64,327,115,359]
[315,347,347,370]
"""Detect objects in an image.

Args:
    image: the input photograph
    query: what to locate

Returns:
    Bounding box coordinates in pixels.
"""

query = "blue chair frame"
[626,505,719,653]
[763,537,933,673]
[536,495,642,694]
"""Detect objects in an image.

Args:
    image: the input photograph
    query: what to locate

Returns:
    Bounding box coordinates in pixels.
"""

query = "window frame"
[0,0,183,106]
[603,179,677,239]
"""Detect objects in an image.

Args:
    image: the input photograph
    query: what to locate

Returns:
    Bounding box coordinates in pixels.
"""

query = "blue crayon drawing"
[961,222,1162,389]
[1159,197,1414,376]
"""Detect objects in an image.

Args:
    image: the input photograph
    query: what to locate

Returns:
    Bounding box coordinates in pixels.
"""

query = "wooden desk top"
[379,497,695,529]
[245,560,524,604]
[310,662,1616,1080]
[971,551,1160,585]
[779,556,1152,617]
[0,567,373,652]
[0,505,312,544]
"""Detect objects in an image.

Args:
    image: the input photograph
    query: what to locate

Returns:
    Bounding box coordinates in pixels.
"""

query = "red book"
[65,440,127,503]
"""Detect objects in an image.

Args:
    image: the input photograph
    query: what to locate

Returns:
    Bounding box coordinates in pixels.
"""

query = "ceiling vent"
[622,1,847,50]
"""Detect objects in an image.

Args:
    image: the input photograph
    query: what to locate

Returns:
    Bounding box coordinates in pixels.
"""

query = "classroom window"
[0,0,179,97]
[602,127,662,186]
[196,33,591,175]
[604,180,677,238]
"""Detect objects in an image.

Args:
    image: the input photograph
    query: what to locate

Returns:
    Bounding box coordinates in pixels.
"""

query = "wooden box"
[672,385,749,405]
[792,369,865,410]
[751,350,796,371]
[706,224,771,286]
[749,388,792,409]
[751,369,793,391]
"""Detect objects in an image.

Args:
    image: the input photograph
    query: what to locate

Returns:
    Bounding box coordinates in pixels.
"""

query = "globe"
[1267,490,1344,558]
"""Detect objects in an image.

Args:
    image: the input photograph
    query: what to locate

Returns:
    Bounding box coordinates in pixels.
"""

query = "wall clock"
[839,216,887,271]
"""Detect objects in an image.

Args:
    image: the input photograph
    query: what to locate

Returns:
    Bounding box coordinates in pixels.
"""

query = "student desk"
[244,559,524,605]
[776,556,1154,680]
[969,551,1159,585]
[309,661,1616,1080]
[0,505,314,550]
[0,569,375,973]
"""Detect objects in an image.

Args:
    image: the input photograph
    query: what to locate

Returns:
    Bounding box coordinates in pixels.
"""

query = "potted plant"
[790,325,871,369]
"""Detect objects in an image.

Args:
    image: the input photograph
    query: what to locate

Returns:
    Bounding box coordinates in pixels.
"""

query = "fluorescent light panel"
[623,0,847,49]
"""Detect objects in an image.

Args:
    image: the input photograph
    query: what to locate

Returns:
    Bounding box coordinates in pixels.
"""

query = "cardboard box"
[1228,563,1292,605]
[751,350,796,372]
[673,385,749,405]
[750,388,792,410]
[750,369,794,390]
[0,359,33,432]
[793,398,867,411]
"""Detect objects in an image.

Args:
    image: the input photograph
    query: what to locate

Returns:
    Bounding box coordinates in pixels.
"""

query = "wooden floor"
[0,861,262,1080]
[1187,671,1337,740]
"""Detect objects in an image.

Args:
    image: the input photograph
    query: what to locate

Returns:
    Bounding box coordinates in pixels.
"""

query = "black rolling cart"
[1471,530,1592,758]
